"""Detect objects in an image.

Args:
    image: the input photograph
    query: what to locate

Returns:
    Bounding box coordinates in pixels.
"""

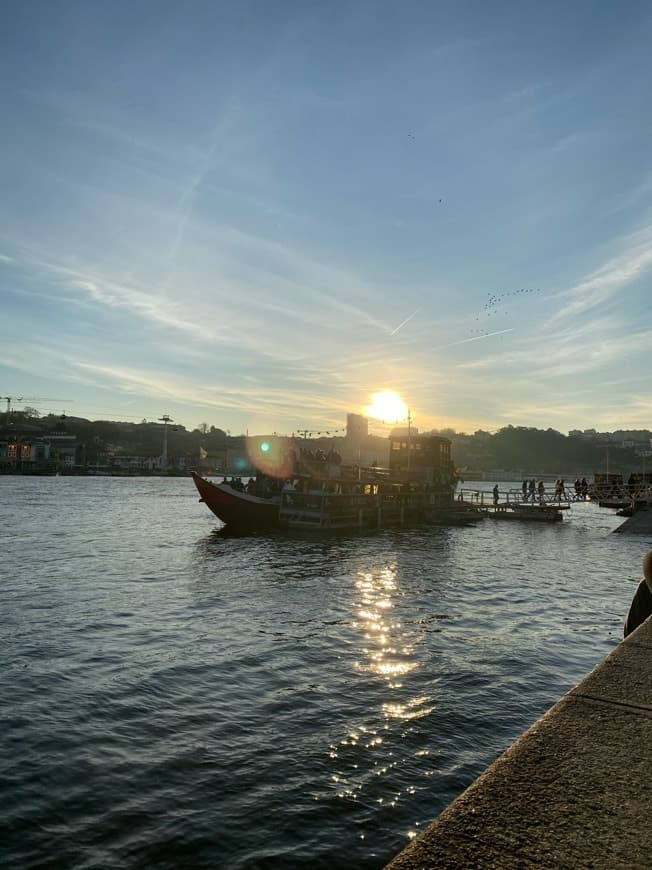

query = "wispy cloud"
[53,268,211,338]
[455,316,652,381]
[167,138,219,263]
[552,223,652,321]
[0,253,13,263]
[75,360,356,428]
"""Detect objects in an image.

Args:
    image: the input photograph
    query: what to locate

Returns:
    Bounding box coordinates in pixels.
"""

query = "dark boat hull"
[191,473,280,529]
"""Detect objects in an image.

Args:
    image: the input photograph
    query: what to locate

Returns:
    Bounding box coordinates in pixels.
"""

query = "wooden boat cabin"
[277,433,458,530]
[389,433,453,483]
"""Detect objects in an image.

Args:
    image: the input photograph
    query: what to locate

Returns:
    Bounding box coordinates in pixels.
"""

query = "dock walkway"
[386,616,652,868]
[458,487,572,520]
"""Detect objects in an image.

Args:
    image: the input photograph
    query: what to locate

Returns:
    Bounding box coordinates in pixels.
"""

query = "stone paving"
[387,618,652,869]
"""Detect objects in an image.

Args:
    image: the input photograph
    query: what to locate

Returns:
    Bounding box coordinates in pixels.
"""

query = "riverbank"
[387,615,652,868]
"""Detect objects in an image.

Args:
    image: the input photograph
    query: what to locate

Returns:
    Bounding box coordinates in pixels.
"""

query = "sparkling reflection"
[353,565,433,718]
[327,561,437,821]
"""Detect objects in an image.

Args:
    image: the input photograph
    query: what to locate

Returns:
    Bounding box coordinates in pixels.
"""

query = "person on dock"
[624,551,652,637]
[493,484,499,505]
[522,480,528,500]
[528,479,536,502]
[538,479,545,503]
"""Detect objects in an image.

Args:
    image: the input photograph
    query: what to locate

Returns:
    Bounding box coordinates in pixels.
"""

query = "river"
[0,476,647,868]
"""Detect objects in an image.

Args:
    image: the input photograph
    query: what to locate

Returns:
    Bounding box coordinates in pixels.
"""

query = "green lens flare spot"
[261,442,270,452]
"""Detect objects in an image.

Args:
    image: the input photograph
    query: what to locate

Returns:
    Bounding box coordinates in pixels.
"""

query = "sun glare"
[365,391,408,423]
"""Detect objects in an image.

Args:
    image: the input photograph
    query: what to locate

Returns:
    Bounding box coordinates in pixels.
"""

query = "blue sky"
[2,0,652,435]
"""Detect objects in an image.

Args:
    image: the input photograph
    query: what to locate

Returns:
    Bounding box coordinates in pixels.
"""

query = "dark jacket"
[624,579,652,638]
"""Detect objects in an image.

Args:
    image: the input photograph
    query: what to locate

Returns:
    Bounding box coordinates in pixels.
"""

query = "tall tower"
[159,414,173,470]
[346,413,368,444]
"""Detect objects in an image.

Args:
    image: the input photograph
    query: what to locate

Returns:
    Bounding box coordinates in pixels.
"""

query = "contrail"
[390,308,420,335]
[445,327,514,347]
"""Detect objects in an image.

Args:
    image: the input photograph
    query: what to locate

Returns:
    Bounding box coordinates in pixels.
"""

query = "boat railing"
[457,487,571,510]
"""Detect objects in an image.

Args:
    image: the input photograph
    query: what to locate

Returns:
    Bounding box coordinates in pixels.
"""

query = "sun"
[365,391,408,423]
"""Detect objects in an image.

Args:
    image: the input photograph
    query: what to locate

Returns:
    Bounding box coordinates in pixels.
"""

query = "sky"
[2,0,652,437]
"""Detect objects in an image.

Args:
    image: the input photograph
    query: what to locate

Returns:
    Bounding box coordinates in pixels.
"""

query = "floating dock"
[386,616,652,868]
[458,488,571,522]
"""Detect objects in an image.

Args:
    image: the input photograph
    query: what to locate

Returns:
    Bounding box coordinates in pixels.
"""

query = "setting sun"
[365,391,408,423]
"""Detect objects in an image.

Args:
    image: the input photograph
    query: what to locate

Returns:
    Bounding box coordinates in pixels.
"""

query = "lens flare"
[245,435,295,479]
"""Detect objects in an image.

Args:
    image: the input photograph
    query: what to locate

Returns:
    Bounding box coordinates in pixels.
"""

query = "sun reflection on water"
[353,566,425,703]
[326,561,437,838]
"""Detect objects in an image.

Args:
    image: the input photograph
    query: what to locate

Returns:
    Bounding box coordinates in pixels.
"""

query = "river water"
[1,476,649,868]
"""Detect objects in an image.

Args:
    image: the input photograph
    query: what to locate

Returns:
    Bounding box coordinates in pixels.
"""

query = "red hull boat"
[192,431,475,532]
[191,472,280,529]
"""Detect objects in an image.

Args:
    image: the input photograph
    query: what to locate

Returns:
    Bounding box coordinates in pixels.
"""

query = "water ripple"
[0,476,639,867]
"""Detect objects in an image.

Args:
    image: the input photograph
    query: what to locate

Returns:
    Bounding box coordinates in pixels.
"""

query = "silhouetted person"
[493,484,499,505]
[624,552,652,637]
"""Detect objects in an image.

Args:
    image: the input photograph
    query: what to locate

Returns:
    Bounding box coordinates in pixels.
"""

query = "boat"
[192,472,281,528]
[192,431,482,532]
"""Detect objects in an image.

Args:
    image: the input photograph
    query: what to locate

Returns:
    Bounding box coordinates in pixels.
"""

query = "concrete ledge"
[387,618,652,869]
[613,506,652,534]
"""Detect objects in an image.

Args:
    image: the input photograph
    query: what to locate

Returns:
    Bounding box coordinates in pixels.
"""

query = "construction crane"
[1,396,73,423]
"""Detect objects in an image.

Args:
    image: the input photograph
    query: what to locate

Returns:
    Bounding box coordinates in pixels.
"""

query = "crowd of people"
[298,446,342,466]
[517,477,590,503]
[221,474,284,498]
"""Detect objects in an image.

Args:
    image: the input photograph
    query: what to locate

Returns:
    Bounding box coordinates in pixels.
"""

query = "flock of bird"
[467,288,543,337]
[398,137,543,343]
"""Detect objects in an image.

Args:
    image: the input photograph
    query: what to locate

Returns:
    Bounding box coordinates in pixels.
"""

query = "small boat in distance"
[192,431,481,532]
